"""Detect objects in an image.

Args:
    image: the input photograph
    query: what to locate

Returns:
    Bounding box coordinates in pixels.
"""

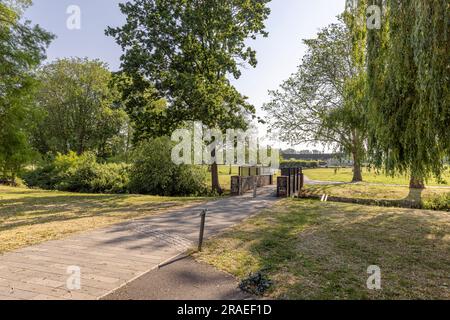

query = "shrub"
[22,162,60,189]
[129,137,207,196]
[22,151,129,193]
[89,163,129,194]
[280,160,323,169]
[423,193,450,211]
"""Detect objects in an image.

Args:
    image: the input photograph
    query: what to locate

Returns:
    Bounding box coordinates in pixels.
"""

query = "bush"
[280,160,324,169]
[22,152,129,194]
[423,193,450,211]
[89,163,129,194]
[22,162,60,190]
[129,137,207,196]
[23,139,207,196]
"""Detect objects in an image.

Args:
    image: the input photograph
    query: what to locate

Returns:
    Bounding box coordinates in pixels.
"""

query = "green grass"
[304,183,445,200]
[204,166,240,193]
[303,168,450,186]
[302,183,450,211]
[0,186,205,254]
[195,200,450,300]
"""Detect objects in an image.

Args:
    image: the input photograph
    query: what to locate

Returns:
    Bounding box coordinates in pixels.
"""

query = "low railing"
[277,167,304,197]
[231,175,273,196]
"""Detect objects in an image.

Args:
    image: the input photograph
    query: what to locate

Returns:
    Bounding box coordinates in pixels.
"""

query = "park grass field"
[302,184,450,211]
[0,166,241,253]
[303,168,450,186]
[0,186,205,254]
[204,166,240,193]
[195,199,450,300]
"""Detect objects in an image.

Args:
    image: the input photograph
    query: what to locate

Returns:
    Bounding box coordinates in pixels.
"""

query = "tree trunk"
[351,151,363,182]
[211,163,223,195]
[409,175,425,189]
[77,136,84,155]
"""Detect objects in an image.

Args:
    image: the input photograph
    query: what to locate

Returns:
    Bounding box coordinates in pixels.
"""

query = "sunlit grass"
[303,168,450,186]
[196,199,450,300]
[0,186,205,254]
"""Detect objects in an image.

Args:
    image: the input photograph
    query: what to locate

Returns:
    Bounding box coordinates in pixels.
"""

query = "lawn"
[0,186,205,254]
[205,166,240,193]
[195,200,450,300]
[302,184,450,211]
[303,168,450,186]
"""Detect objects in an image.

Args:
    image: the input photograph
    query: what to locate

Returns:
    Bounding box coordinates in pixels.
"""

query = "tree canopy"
[107,0,271,192]
[0,0,53,181]
[367,0,450,188]
[264,14,368,182]
[32,58,129,159]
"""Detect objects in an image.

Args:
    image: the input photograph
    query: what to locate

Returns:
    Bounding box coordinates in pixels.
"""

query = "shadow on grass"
[299,184,448,210]
[204,200,450,299]
[0,193,188,232]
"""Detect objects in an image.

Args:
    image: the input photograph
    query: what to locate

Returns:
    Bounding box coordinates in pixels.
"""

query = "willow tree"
[367,0,449,188]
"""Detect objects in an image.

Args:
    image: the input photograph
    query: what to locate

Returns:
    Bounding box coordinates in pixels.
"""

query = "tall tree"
[32,58,128,158]
[107,0,271,193]
[367,0,450,188]
[0,0,53,182]
[264,16,367,182]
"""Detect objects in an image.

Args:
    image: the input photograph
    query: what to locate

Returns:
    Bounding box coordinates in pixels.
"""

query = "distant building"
[281,153,353,167]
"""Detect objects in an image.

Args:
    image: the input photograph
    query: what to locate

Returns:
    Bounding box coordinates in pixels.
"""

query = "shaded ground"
[103,256,253,300]
[0,186,277,300]
[0,186,207,254]
[195,199,450,300]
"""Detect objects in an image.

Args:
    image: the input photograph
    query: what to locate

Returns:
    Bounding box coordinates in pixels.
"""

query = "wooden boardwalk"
[0,187,277,300]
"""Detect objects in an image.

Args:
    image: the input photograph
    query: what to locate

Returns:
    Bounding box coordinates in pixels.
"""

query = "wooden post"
[300,168,304,195]
[198,209,207,251]
[293,168,297,194]
[287,168,291,197]
[239,176,243,196]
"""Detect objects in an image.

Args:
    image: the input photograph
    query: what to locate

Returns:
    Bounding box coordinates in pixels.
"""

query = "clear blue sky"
[25,0,345,150]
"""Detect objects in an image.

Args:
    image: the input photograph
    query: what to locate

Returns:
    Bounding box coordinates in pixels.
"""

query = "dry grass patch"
[195,200,450,300]
[0,186,205,253]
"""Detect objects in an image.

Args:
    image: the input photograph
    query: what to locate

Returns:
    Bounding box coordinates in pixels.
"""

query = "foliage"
[263,14,367,182]
[23,152,129,193]
[107,0,272,192]
[129,137,207,196]
[31,58,129,159]
[423,193,450,211]
[111,74,169,144]
[280,160,325,169]
[0,0,53,181]
[367,0,450,186]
